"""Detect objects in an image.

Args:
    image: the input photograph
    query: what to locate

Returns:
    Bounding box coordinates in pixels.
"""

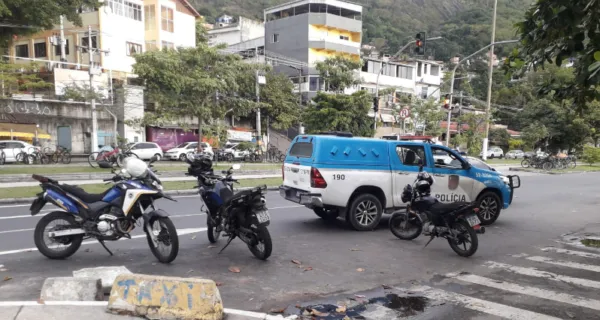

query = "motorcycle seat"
[429,201,474,215]
[60,184,109,203]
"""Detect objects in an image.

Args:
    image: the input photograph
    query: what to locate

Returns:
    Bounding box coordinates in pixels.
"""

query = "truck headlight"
[500,176,510,185]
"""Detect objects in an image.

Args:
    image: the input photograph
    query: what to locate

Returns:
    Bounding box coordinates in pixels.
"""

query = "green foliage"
[196,17,209,45]
[303,90,374,137]
[132,44,259,141]
[582,146,600,166]
[315,56,362,93]
[508,138,524,150]
[236,141,256,151]
[410,99,445,138]
[0,62,53,96]
[506,0,600,106]
[489,128,511,150]
[455,113,486,156]
[0,1,101,48]
[521,122,548,151]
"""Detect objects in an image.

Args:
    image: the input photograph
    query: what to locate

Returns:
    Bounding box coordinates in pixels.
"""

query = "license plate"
[466,214,481,227]
[256,210,270,224]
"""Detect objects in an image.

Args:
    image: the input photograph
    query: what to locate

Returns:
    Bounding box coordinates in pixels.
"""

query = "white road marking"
[485,261,600,289]
[541,247,600,259]
[526,256,600,273]
[0,227,207,256]
[0,213,48,220]
[448,273,600,311]
[0,228,34,235]
[409,286,560,320]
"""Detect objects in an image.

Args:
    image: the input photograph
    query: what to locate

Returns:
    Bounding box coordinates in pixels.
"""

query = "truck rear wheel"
[313,207,338,221]
[347,194,382,231]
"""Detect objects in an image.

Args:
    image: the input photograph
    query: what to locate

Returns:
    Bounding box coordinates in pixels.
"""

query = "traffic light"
[373,96,379,112]
[443,94,450,109]
[414,32,426,55]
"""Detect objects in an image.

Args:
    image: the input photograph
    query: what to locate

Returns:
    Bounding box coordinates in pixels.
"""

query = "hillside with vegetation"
[190,0,531,61]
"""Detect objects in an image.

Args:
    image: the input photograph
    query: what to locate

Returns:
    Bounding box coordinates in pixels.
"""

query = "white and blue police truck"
[279,134,520,231]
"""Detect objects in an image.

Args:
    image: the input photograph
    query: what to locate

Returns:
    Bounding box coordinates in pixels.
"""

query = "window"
[145,41,157,51]
[309,3,327,13]
[397,66,413,80]
[417,62,422,77]
[289,142,313,158]
[421,86,428,99]
[430,65,440,76]
[341,8,361,20]
[272,33,279,43]
[81,35,97,53]
[161,41,174,50]
[362,60,368,72]
[144,5,155,30]
[15,44,29,58]
[161,6,174,32]
[280,8,293,18]
[431,147,464,169]
[126,42,142,55]
[339,35,349,41]
[396,145,426,166]
[309,76,320,91]
[294,4,309,15]
[107,0,141,21]
[54,39,70,55]
[327,5,341,15]
[424,64,429,75]
[34,42,47,58]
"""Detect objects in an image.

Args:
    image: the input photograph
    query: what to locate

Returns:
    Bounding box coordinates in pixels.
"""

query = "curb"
[508,167,600,175]
[0,186,281,205]
[0,301,295,320]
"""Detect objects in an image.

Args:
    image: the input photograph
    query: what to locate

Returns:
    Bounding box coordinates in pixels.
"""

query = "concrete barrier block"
[40,277,103,301]
[73,266,132,293]
[107,274,223,320]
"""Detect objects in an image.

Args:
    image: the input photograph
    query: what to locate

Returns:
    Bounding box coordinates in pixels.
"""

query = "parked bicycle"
[88,146,138,168]
[29,147,50,164]
[14,148,34,164]
[0,150,5,165]
[243,149,263,163]
[43,146,72,164]
[265,145,286,162]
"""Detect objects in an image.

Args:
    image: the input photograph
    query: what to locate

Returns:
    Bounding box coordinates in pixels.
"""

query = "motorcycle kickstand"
[97,239,114,256]
[423,235,435,248]
[218,235,236,254]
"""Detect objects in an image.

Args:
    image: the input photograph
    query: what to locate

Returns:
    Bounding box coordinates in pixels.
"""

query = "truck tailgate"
[283,162,311,191]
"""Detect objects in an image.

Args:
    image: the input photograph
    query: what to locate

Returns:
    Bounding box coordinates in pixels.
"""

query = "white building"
[207,16,264,47]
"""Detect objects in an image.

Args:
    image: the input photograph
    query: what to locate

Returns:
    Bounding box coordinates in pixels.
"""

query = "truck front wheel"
[347,194,383,231]
[476,191,502,225]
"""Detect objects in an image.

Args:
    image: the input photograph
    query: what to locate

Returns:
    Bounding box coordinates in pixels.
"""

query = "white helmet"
[123,157,148,178]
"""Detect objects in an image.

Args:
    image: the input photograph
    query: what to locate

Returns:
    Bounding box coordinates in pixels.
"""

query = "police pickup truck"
[279,134,520,231]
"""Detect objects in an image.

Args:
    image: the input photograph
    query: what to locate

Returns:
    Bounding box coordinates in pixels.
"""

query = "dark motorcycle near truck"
[389,168,484,257]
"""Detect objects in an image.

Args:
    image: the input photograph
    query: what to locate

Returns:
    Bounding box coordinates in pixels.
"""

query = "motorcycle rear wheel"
[447,220,478,257]
[389,212,422,240]
[247,225,272,260]
[207,215,221,243]
[34,211,83,259]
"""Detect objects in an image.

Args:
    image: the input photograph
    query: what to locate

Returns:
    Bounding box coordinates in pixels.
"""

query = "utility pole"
[374,62,384,131]
[255,70,266,146]
[59,15,66,67]
[77,25,109,153]
[482,0,498,161]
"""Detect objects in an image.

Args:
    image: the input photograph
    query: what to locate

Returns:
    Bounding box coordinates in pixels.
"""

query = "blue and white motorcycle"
[29,156,179,263]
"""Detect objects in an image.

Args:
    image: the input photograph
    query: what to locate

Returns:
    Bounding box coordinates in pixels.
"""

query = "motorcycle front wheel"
[389,212,422,240]
[146,217,179,263]
[447,220,478,257]
[248,225,272,260]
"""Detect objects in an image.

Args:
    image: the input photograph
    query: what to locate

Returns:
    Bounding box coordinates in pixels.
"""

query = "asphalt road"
[0,171,599,319]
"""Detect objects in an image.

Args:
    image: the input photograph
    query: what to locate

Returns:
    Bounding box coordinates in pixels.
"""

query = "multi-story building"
[264,0,362,101]
[207,16,264,47]
[6,0,199,148]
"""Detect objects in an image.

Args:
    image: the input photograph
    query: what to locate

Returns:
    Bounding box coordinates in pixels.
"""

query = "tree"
[0,1,101,48]
[507,0,600,106]
[410,98,445,137]
[489,128,511,150]
[133,45,259,146]
[582,146,600,166]
[521,122,548,151]
[196,17,209,45]
[315,56,362,93]
[303,90,374,137]
[454,112,486,156]
[508,138,524,150]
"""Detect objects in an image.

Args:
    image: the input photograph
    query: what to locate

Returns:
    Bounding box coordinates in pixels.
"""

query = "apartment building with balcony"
[207,16,264,47]
[143,0,199,51]
[264,0,362,101]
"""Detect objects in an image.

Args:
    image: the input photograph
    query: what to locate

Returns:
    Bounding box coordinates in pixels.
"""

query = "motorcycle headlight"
[152,180,163,190]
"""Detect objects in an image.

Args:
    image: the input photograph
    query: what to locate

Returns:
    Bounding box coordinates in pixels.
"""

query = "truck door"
[390,144,428,207]
[428,145,474,203]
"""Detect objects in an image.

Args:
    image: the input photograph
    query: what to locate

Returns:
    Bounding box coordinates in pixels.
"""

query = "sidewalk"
[0,302,294,320]
[0,174,280,188]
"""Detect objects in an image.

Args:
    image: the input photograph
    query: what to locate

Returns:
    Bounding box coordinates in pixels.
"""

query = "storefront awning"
[0,123,51,139]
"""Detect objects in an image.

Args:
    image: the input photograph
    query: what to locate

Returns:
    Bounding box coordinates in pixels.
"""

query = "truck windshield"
[289,142,313,158]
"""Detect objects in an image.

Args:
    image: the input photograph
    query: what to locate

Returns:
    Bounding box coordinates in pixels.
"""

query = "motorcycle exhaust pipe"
[475,226,486,234]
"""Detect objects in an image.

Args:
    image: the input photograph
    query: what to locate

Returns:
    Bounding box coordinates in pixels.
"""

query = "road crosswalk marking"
[410,286,562,320]
[485,261,600,289]
[526,255,600,273]
[541,246,600,259]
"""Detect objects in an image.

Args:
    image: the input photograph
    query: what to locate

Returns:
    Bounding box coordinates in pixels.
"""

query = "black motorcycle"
[388,168,483,257]
[185,155,272,260]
